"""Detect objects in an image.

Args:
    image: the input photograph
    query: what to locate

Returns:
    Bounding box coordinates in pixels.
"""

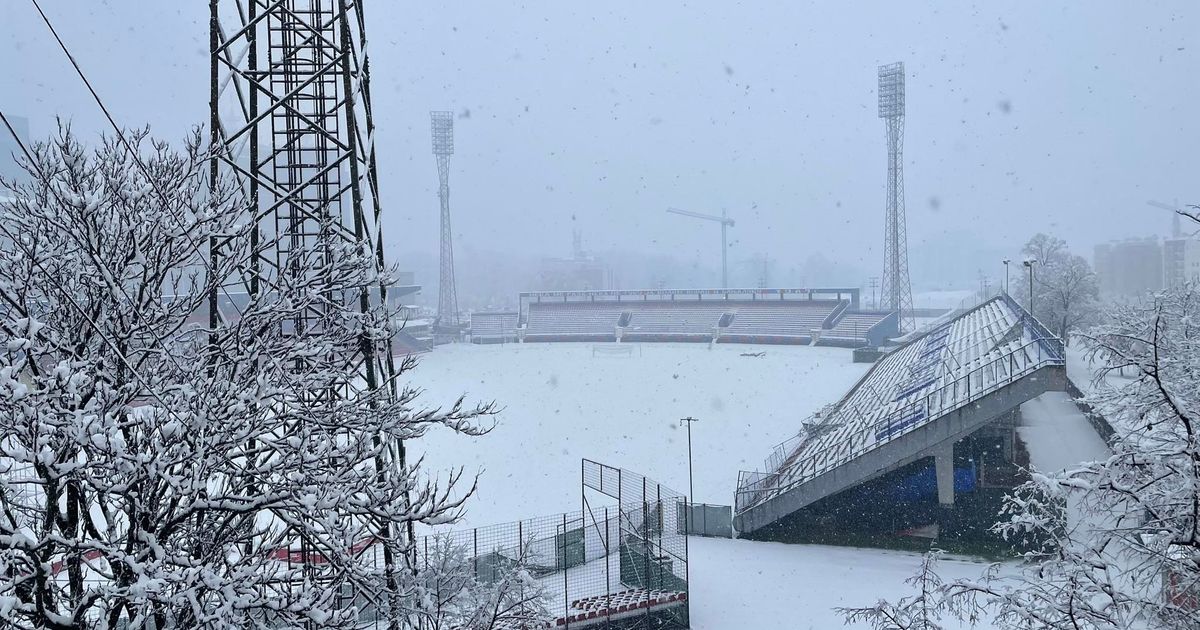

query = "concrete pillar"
[935,442,955,506]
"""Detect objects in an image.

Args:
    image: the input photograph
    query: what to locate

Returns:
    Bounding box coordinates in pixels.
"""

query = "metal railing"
[735,336,1064,514]
[821,299,852,329]
[999,291,1065,359]
[892,290,997,344]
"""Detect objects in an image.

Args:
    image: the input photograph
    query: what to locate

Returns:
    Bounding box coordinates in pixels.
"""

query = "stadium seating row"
[522,299,889,344]
[470,311,519,342]
[823,312,893,341]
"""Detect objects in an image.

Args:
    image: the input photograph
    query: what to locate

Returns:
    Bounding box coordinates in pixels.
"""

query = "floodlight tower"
[431,111,460,333]
[208,1,397,415]
[877,62,915,332]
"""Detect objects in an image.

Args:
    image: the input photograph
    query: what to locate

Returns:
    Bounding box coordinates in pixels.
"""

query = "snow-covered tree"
[1011,233,1099,345]
[843,234,1200,629]
[0,126,541,628]
[412,535,550,630]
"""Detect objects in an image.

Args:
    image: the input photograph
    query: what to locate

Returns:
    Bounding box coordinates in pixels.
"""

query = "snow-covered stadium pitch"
[408,341,868,524]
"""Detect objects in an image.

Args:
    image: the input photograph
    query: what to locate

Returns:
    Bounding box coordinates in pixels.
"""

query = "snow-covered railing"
[735,337,1064,514]
[752,404,842,478]
[892,289,997,344]
[821,299,851,329]
[999,291,1065,360]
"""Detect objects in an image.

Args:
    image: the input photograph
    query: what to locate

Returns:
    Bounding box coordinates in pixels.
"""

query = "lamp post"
[1002,259,1011,295]
[680,417,698,503]
[1023,259,1037,316]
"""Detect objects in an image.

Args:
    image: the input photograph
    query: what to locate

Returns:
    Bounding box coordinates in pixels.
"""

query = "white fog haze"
[3,2,1195,308]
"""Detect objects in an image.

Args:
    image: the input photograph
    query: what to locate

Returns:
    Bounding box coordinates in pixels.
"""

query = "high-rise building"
[1094,237,1163,296]
[1163,236,1200,289]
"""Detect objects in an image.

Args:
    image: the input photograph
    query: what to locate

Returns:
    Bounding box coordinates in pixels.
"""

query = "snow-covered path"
[1018,391,1112,547]
[687,538,1002,629]
[1018,392,1109,472]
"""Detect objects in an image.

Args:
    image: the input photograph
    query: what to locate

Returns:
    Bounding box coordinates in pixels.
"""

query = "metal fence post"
[562,512,569,628]
[605,506,612,625]
[643,477,650,620]
[684,499,690,586]
[655,484,663,594]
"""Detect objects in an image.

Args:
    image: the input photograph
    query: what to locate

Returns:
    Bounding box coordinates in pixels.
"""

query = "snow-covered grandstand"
[734,294,1067,538]
[470,311,519,343]
[518,288,895,347]
[524,302,625,342]
[821,311,895,346]
[622,302,723,341]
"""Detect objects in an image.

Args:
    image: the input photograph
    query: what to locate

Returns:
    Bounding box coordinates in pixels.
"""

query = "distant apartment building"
[1164,236,1200,289]
[1094,237,1162,297]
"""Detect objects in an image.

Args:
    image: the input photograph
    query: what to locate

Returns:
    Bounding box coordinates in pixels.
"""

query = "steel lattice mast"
[207,0,409,604]
[430,111,459,333]
[208,0,397,394]
[877,62,914,332]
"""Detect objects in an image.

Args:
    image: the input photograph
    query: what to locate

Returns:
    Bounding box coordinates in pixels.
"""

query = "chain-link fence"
[677,503,733,538]
[386,459,691,629]
[7,457,691,629]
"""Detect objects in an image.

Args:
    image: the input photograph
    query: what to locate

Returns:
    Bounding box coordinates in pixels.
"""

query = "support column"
[934,442,955,506]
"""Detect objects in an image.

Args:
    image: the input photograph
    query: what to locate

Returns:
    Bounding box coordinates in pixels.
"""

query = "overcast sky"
[3,1,1196,293]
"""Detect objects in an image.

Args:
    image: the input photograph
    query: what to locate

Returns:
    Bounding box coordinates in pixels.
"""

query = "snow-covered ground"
[406,340,1111,629]
[1066,343,1135,392]
[688,538,1001,629]
[1018,392,1109,473]
[408,342,869,524]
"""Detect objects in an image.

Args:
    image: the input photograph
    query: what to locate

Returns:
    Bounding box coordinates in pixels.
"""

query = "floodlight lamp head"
[877,62,905,119]
[430,111,454,156]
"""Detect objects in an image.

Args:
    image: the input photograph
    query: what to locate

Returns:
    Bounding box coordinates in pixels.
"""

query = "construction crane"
[1148,199,1182,237]
[667,207,735,288]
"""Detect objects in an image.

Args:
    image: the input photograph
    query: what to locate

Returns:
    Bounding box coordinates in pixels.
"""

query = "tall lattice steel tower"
[207,0,407,589]
[430,111,460,333]
[208,0,395,389]
[877,62,915,332]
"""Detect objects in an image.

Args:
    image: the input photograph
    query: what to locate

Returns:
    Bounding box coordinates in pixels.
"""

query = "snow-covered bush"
[0,126,536,628]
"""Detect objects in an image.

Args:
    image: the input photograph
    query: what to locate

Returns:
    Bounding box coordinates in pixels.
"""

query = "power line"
[26,0,243,321]
[28,0,151,178]
[27,0,218,236]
